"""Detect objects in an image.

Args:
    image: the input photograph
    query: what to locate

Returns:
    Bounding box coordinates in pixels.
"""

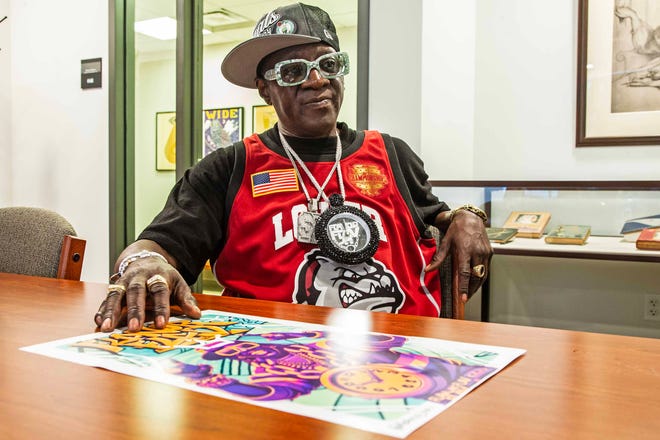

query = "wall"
[6,0,108,281]
[369,0,660,178]
[368,0,422,150]
[0,0,11,206]
[420,0,476,177]
[473,1,660,180]
[465,0,658,179]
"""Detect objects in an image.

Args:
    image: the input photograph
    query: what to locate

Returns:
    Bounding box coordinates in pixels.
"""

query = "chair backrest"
[0,207,86,280]
[428,225,464,319]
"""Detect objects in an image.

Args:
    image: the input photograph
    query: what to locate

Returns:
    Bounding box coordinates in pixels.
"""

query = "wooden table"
[1,272,660,439]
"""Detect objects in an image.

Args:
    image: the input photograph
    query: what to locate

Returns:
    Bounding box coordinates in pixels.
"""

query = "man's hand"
[94,242,201,332]
[425,209,493,305]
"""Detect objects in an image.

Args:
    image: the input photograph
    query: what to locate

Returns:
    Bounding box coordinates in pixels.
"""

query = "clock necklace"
[279,130,379,265]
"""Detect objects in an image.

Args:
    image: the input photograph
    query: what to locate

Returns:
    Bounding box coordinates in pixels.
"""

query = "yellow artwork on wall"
[156,111,176,171]
[252,105,278,133]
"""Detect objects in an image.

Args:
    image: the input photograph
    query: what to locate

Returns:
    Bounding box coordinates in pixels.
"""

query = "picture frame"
[155,111,176,171]
[502,211,551,239]
[203,107,244,156]
[252,104,279,133]
[576,0,660,147]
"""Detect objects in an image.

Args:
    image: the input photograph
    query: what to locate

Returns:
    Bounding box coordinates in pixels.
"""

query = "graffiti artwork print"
[22,310,524,438]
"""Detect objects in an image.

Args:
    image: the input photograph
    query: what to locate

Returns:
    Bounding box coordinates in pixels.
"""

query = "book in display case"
[544,225,591,245]
[502,211,551,239]
[486,227,518,244]
[620,214,660,242]
[636,228,660,251]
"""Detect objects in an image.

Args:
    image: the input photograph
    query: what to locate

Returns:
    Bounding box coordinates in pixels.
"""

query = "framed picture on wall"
[576,0,660,146]
[203,107,244,156]
[155,111,176,171]
[252,104,279,133]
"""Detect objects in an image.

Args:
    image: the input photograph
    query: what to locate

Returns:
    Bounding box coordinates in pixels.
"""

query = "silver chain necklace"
[279,129,345,212]
[279,129,344,244]
[278,128,380,264]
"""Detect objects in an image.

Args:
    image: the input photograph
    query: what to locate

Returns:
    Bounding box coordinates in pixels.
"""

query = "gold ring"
[471,264,486,278]
[146,274,169,290]
[107,284,126,297]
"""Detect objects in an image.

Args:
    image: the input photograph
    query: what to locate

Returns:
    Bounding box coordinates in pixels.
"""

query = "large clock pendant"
[314,193,379,265]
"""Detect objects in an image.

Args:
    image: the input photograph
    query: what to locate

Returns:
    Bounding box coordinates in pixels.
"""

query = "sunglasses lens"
[319,54,344,76]
[279,62,308,85]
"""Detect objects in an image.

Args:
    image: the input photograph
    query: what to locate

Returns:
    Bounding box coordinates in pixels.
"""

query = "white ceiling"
[135,0,358,54]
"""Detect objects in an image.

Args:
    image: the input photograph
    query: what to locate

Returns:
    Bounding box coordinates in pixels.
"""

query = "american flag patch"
[251,168,299,197]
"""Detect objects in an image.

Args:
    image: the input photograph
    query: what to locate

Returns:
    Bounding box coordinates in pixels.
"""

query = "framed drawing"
[252,105,278,133]
[155,111,176,171]
[576,0,660,146]
[203,107,244,156]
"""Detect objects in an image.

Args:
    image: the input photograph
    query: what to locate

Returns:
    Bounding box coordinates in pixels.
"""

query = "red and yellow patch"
[348,164,389,197]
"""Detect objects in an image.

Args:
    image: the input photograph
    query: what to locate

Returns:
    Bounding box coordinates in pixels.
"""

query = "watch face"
[320,364,435,399]
[315,195,379,265]
[326,212,371,253]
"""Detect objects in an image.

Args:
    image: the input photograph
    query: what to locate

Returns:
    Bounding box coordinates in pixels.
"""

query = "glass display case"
[431,181,660,262]
[431,181,660,338]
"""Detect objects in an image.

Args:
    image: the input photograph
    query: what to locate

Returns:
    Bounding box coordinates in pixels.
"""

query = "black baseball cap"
[221,3,340,89]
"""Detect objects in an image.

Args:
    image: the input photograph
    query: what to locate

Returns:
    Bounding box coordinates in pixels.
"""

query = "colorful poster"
[203,107,243,156]
[22,311,525,438]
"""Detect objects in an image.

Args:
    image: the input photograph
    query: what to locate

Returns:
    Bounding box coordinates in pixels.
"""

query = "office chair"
[428,225,464,319]
[0,206,86,280]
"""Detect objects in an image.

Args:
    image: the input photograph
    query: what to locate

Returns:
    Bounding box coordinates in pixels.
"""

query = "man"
[95,3,492,333]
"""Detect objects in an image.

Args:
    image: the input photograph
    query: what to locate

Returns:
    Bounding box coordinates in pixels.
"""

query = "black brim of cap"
[221,34,322,89]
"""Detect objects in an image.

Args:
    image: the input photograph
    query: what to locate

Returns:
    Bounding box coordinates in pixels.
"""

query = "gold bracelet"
[449,204,488,224]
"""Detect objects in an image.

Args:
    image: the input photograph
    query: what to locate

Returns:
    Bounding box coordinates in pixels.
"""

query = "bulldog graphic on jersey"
[293,249,405,312]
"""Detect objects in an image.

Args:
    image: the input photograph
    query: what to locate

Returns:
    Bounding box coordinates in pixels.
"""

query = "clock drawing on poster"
[320,364,436,399]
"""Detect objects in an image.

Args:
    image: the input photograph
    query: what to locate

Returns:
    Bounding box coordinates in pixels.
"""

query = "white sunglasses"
[264,52,350,87]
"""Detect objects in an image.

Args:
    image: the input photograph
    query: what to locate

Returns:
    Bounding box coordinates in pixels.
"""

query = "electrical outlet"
[644,294,660,321]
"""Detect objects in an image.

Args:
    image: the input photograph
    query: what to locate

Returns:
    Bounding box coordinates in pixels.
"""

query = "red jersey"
[213,130,441,317]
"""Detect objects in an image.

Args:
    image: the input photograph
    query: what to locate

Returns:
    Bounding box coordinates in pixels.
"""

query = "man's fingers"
[126,279,148,332]
[172,283,202,319]
[96,261,199,333]
[98,285,126,332]
[180,292,202,319]
[457,263,472,301]
[147,274,171,329]
[94,299,107,327]
[467,277,485,300]
[426,241,449,272]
